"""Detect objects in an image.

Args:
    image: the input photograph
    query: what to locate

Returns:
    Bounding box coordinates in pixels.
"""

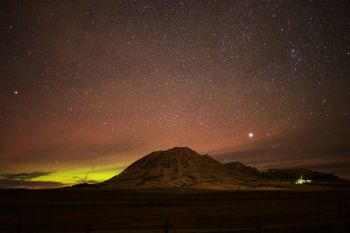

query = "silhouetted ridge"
[224,161,262,177]
[101,147,346,189]
[264,168,344,182]
[103,147,259,189]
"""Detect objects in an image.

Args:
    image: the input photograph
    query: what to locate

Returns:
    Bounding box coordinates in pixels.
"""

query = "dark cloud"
[0,171,52,180]
[0,171,64,189]
[0,179,64,189]
[215,128,350,179]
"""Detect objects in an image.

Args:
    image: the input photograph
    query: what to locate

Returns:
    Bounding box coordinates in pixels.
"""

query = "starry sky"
[0,0,349,188]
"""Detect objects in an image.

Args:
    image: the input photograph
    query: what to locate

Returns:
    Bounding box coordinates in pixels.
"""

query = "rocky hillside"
[102,147,265,189]
[101,147,345,189]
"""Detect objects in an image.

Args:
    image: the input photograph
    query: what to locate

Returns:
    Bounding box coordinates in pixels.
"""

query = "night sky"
[0,0,349,188]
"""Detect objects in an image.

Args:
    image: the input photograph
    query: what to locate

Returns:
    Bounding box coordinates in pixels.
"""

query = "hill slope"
[103,147,265,189]
[224,161,262,177]
[101,147,346,189]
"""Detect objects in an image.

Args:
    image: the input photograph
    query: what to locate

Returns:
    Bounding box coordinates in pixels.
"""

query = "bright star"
[248,132,254,138]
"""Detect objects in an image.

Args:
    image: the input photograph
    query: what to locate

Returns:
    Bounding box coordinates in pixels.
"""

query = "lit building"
[295,175,312,184]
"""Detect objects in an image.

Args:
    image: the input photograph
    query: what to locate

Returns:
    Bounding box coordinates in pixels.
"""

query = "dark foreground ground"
[0,188,349,233]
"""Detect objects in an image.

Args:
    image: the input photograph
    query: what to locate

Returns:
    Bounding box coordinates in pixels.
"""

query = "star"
[0,0,348,188]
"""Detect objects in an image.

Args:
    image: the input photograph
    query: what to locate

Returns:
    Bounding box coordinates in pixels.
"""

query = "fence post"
[164,219,169,233]
[344,201,349,233]
[16,222,21,233]
[339,200,344,224]
[85,223,91,233]
[256,217,262,233]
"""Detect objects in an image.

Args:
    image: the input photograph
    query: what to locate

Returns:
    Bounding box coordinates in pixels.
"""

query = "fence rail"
[1,200,349,233]
[0,218,263,233]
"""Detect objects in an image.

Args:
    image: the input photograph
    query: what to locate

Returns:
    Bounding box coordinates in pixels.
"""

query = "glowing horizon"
[1,1,349,188]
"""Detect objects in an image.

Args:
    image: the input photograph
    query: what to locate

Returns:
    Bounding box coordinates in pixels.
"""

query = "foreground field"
[0,188,349,233]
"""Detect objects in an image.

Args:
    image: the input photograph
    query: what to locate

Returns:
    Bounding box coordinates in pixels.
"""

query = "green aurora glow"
[17,167,123,186]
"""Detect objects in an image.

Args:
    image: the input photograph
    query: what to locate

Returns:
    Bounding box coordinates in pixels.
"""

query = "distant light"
[14,91,18,95]
[248,132,254,138]
[295,175,312,184]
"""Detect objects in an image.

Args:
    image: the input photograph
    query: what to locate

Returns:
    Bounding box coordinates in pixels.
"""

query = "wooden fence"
[0,200,349,233]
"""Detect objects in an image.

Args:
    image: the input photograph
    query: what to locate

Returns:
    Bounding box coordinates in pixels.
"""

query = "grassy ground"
[0,188,349,232]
